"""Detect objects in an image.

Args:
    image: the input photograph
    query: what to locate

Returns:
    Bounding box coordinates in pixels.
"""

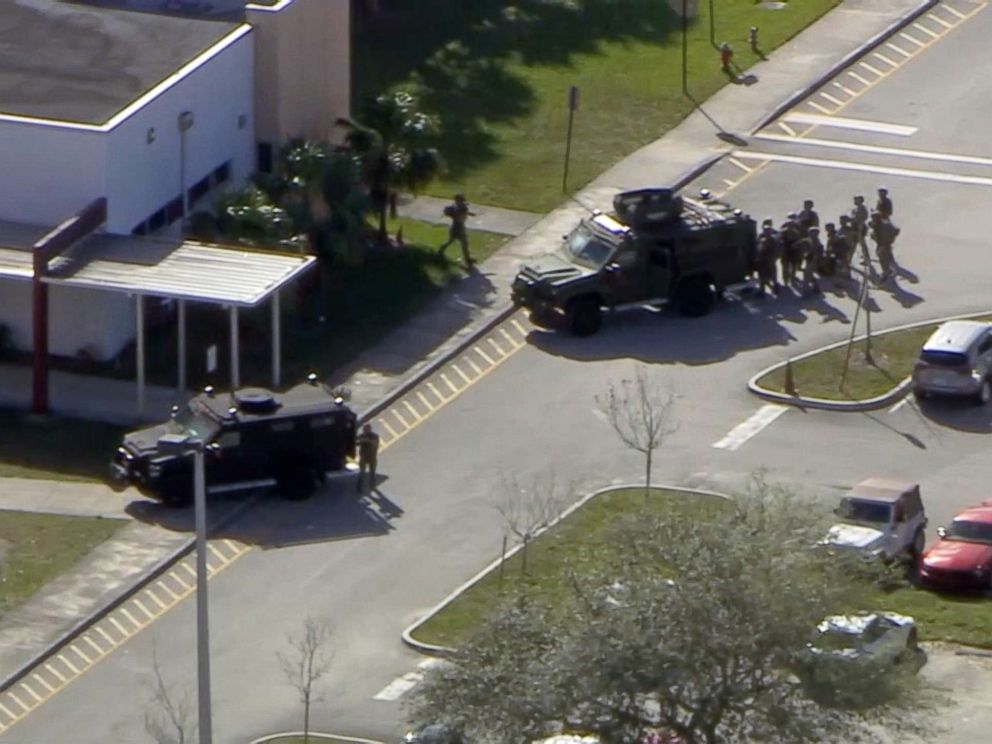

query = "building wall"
[105,27,256,234]
[0,122,107,227]
[249,0,351,147]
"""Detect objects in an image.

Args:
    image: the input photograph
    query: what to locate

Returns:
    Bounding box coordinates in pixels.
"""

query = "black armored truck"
[511,188,757,336]
[110,376,357,506]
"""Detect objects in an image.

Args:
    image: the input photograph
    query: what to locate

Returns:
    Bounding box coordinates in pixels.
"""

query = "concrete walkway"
[396,194,542,237]
[0,0,932,700]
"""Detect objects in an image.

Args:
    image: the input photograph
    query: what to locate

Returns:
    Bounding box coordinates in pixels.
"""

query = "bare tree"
[411,479,937,744]
[493,470,567,576]
[145,646,195,744]
[278,617,333,744]
[596,365,678,498]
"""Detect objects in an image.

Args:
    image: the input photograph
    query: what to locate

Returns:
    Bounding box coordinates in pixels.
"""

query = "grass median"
[0,510,126,620]
[755,315,992,401]
[411,487,992,651]
[356,0,841,212]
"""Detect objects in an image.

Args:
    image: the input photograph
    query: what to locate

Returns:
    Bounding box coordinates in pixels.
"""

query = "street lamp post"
[160,433,212,744]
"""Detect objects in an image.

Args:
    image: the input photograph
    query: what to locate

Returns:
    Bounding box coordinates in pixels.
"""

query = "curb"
[747,309,992,411]
[357,151,727,425]
[748,0,939,136]
[250,733,385,744]
[401,484,732,656]
[0,492,261,695]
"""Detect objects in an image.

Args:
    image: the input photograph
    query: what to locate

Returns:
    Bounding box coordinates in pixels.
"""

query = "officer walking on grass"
[438,193,477,267]
[356,423,381,494]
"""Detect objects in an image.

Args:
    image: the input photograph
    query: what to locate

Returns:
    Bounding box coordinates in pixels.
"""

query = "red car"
[919,500,992,591]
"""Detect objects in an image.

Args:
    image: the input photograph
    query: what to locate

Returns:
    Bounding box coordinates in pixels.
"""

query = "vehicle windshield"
[565,223,615,268]
[946,520,992,544]
[174,404,221,441]
[838,498,892,524]
[816,631,860,652]
[919,349,969,367]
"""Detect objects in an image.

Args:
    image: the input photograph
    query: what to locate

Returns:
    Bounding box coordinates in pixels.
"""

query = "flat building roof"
[0,0,243,126]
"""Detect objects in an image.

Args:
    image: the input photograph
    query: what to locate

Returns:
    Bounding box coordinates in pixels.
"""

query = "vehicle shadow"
[125,476,404,548]
[526,292,855,365]
[915,397,992,434]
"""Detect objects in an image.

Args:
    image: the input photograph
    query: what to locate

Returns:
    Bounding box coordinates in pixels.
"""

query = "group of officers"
[753,187,901,297]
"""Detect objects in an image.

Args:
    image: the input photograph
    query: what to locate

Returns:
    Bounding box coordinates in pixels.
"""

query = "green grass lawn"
[412,487,992,651]
[0,409,126,482]
[356,0,841,211]
[755,315,992,401]
[0,510,125,620]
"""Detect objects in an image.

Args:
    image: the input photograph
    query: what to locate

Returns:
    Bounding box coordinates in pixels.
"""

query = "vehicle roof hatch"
[233,388,280,414]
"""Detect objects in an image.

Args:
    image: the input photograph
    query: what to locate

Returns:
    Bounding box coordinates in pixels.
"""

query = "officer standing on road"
[801,227,824,296]
[756,218,781,296]
[876,187,893,219]
[356,423,381,494]
[798,199,820,236]
[780,212,802,285]
[438,194,477,267]
[851,195,870,260]
[825,222,851,280]
[870,211,901,282]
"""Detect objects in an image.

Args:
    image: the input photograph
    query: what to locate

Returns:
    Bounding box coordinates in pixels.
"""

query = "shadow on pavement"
[526,293,859,365]
[125,476,404,548]
[916,398,992,435]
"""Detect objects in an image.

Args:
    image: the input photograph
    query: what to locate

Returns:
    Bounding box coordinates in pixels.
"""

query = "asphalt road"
[7,2,992,743]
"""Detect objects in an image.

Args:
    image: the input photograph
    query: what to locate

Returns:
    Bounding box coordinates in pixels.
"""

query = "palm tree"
[336,91,442,243]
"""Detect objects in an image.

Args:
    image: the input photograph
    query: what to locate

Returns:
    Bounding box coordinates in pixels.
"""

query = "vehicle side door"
[977,331,992,377]
[602,242,647,304]
[209,427,245,485]
[647,242,674,299]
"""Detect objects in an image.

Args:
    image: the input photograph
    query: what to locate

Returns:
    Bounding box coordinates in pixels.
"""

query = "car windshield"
[838,498,892,524]
[565,223,615,268]
[174,404,221,441]
[946,520,992,544]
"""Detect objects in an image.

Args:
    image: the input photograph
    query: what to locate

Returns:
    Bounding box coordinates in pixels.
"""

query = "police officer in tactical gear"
[851,195,870,260]
[876,187,893,219]
[780,212,803,285]
[798,199,820,236]
[756,218,781,296]
[824,222,851,279]
[802,227,824,296]
[869,211,900,281]
[356,423,381,493]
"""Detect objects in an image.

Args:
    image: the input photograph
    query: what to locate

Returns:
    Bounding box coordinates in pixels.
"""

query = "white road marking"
[872,51,899,68]
[927,12,954,28]
[752,133,992,168]
[885,42,911,58]
[944,4,967,19]
[847,69,873,86]
[373,672,423,701]
[832,80,857,96]
[888,397,910,414]
[899,31,926,47]
[777,120,798,136]
[712,405,789,451]
[859,61,884,77]
[730,150,992,188]
[782,112,917,136]
[722,178,736,187]
[820,91,845,106]
[807,100,833,114]
[912,21,940,39]
[728,157,753,173]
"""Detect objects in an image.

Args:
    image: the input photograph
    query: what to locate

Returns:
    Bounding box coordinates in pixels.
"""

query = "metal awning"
[42,232,315,306]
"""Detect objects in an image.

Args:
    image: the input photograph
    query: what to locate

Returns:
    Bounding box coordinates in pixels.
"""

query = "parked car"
[919,500,992,591]
[807,612,926,669]
[403,724,464,744]
[821,478,927,561]
[912,320,992,405]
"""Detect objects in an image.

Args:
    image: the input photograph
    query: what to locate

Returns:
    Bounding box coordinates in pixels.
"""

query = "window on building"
[189,176,210,205]
[257,143,274,174]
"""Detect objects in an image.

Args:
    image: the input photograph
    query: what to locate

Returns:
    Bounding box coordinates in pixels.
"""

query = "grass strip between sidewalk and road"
[0,510,126,621]
[0,409,126,482]
[411,487,992,651]
[356,0,841,212]
[755,315,992,401]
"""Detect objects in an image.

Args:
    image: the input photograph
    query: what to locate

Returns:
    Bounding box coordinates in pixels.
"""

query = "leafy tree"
[409,480,933,744]
[211,184,307,253]
[336,90,442,242]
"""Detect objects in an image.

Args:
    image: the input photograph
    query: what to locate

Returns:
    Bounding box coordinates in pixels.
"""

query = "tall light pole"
[160,433,212,744]
[682,0,689,96]
[178,111,195,221]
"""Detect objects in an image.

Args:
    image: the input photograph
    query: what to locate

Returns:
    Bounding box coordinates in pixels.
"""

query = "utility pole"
[682,0,689,96]
[562,85,580,194]
[192,442,212,744]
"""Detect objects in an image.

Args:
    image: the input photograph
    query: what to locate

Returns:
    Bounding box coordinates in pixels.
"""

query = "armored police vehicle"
[110,377,357,506]
[511,188,757,336]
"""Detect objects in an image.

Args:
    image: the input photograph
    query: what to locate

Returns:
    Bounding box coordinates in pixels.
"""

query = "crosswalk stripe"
[847,69,873,86]
[713,405,789,450]
[777,120,797,136]
[753,132,992,167]
[943,4,967,19]
[872,52,898,68]
[859,61,884,76]
[782,112,917,136]
[820,91,844,106]
[912,22,940,38]
[899,31,926,47]
[807,100,832,114]
[885,42,911,58]
[832,80,857,96]
[927,12,954,28]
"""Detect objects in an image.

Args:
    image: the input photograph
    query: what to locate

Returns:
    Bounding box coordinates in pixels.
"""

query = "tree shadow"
[354,0,687,178]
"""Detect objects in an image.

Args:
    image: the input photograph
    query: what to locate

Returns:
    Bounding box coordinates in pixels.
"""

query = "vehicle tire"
[279,465,316,501]
[565,297,602,337]
[912,388,928,401]
[973,378,991,406]
[676,277,715,318]
[159,479,191,509]
[911,528,925,558]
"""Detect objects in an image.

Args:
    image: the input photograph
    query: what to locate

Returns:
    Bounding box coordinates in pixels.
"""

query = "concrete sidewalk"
[0,0,930,695]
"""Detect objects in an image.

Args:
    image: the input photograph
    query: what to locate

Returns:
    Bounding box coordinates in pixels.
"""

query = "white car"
[822,478,927,560]
[807,612,926,670]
